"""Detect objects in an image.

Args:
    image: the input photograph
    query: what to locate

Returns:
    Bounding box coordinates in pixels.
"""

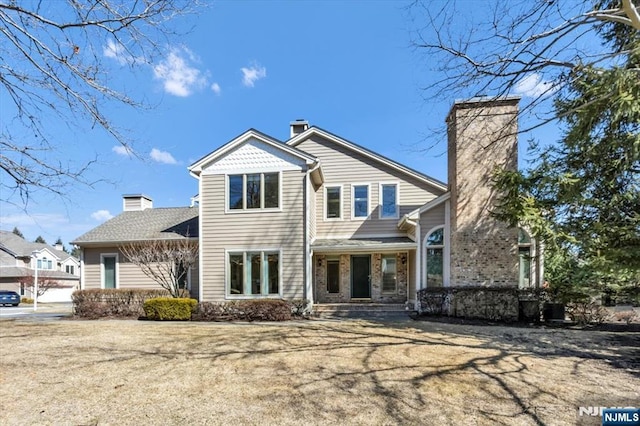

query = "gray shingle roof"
[0,231,75,261]
[0,266,78,282]
[72,207,199,245]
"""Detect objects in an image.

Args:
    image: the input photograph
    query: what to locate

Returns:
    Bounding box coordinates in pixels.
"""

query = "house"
[0,231,81,302]
[73,97,541,317]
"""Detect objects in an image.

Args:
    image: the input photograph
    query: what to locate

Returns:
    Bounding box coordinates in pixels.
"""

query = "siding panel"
[200,170,306,301]
[298,135,444,238]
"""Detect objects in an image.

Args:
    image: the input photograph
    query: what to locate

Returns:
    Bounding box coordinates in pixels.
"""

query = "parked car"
[0,291,20,306]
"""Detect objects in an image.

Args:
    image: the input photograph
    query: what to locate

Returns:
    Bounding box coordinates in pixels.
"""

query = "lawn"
[0,317,638,425]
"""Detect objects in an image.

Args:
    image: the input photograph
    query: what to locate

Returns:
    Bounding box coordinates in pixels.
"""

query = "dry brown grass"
[0,318,638,425]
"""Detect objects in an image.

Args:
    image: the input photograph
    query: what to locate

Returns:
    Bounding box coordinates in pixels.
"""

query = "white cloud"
[103,39,135,65]
[150,148,178,165]
[153,47,207,97]
[211,82,221,95]
[514,73,557,98]
[112,145,133,156]
[91,210,114,221]
[1,213,69,228]
[241,63,267,87]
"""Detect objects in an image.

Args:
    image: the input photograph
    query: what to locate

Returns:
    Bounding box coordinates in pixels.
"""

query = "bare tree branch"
[0,1,204,207]
[120,238,198,298]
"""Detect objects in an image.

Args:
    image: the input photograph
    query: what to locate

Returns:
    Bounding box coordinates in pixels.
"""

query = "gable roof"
[286,126,448,192]
[72,207,198,245]
[188,129,318,177]
[398,192,451,229]
[0,231,75,261]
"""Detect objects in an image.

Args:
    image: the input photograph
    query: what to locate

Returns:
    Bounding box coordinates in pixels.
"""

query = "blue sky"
[0,1,559,249]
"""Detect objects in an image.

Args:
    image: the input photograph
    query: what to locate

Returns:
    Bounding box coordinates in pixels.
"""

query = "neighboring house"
[73,97,541,315]
[0,231,81,302]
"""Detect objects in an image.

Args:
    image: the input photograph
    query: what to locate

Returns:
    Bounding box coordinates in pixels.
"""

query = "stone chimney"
[446,96,520,287]
[122,194,153,212]
[290,119,309,138]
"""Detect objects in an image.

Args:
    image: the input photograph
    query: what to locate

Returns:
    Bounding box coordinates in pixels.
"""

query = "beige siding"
[200,169,306,301]
[83,247,161,290]
[419,204,446,244]
[309,180,317,242]
[297,135,443,238]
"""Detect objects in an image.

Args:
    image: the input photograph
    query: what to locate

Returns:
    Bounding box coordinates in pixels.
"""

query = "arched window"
[425,226,444,287]
[518,228,532,288]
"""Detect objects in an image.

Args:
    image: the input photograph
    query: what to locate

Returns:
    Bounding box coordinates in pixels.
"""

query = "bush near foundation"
[193,299,293,322]
[72,289,178,318]
[143,297,198,321]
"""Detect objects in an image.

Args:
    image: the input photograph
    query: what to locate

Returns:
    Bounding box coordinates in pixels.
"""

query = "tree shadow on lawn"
[6,319,637,425]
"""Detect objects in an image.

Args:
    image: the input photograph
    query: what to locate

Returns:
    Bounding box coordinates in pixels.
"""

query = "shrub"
[21,297,34,304]
[193,299,292,322]
[566,301,609,325]
[72,289,174,318]
[613,310,638,325]
[289,299,311,318]
[143,297,197,321]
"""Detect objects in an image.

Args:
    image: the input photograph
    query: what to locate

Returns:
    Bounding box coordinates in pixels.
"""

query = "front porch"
[312,241,416,305]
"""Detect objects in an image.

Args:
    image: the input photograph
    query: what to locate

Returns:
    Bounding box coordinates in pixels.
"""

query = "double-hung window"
[228,173,279,211]
[352,185,369,218]
[326,186,341,219]
[380,183,398,219]
[228,251,280,297]
[65,265,75,275]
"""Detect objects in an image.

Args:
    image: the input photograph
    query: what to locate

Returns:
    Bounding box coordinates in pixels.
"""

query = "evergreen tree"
[12,227,24,238]
[34,236,46,244]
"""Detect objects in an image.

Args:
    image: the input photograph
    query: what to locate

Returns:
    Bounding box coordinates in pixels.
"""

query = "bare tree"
[0,1,203,206]
[17,272,65,298]
[410,0,639,140]
[120,238,198,298]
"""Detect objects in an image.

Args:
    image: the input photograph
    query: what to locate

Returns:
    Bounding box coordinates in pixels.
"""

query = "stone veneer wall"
[447,98,520,288]
[314,253,408,303]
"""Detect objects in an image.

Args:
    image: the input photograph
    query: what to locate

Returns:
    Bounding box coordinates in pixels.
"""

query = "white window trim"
[100,253,119,289]
[324,184,343,221]
[381,253,401,294]
[379,182,400,220]
[225,171,283,214]
[351,183,370,220]
[422,225,448,288]
[518,228,535,289]
[224,248,283,299]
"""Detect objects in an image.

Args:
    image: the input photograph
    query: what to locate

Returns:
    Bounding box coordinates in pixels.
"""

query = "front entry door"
[351,255,371,298]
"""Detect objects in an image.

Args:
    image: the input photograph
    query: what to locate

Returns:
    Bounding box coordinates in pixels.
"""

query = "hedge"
[72,289,177,318]
[143,297,198,321]
[193,299,297,322]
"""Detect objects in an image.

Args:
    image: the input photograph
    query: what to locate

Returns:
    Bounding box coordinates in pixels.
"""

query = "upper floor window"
[37,257,53,270]
[326,186,342,219]
[380,183,398,219]
[228,173,279,211]
[65,265,75,275]
[352,185,369,218]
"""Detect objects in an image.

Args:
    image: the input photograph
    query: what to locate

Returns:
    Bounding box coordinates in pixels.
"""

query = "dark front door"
[351,255,371,298]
